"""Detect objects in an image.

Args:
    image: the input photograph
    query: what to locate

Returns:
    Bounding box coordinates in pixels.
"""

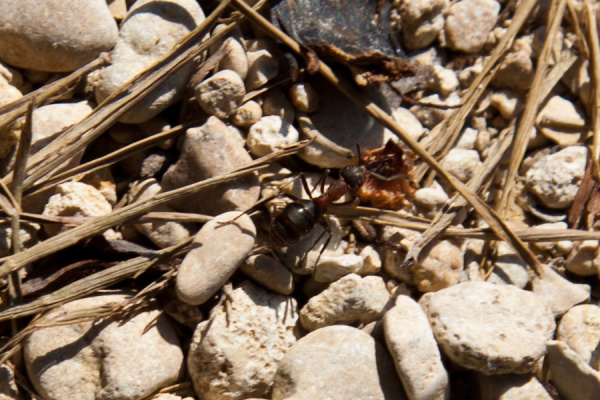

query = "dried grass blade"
[0,141,308,280]
[230,0,544,275]
[498,0,568,214]
[416,0,539,182]
[6,0,234,191]
[0,240,190,322]
[585,0,600,165]
[404,127,514,266]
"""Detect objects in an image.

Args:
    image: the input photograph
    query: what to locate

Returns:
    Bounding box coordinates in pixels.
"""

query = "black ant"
[268,140,418,264]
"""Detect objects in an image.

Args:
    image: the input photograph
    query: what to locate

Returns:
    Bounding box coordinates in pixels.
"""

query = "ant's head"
[340,165,365,191]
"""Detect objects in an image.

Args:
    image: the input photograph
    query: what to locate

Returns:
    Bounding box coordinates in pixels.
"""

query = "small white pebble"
[247,115,299,157]
[289,82,319,113]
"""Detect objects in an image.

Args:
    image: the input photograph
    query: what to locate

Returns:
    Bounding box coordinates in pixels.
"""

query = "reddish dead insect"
[348,139,419,210]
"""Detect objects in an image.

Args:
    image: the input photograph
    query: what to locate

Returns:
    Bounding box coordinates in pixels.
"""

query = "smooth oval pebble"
[419,281,556,374]
[384,295,449,400]
[176,211,256,305]
[24,294,184,400]
[271,325,406,400]
[0,0,118,72]
[95,0,205,123]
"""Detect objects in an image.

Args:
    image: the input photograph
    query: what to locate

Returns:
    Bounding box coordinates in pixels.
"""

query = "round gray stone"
[0,0,118,72]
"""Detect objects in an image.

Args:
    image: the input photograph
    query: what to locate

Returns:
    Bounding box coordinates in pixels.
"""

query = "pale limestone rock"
[566,240,600,276]
[414,186,449,219]
[490,90,521,119]
[95,0,205,123]
[401,0,448,50]
[547,340,600,400]
[440,148,482,183]
[130,179,190,248]
[161,117,260,215]
[42,182,112,237]
[24,294,183,400]
[0,0,117,72]
[476,374,552,400]
[176,212,256,305]
[531,265,590,317]
[195,69,246,118]
[299,274,390,331]
[271,325,406,400]
[240,254,294,295]
[525,146,587,209]
[218,38,248,80]
[487,241,529,289]
[413,240,463,292]
[188,281,297,400]
[492,50,535,91]
[232,100,262,128]
[556,304,600,370]
[391,107,425,140]
[313,254,364,283]
[384,295,449,400]
[247,115,299,157]
[420,282,556,374]
[289,82,319,113]
[444,0,500,52]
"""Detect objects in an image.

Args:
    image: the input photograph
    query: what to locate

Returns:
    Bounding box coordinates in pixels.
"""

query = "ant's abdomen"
[270,200,319,246]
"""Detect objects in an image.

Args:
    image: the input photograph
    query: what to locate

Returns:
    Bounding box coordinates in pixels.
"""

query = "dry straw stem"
[0,56,107,131]
[498,0,568,214]
[231,0,544,275]
[417,0,539,183]
[2,0,235,191]
[0,141,308,281]
[0,239,191,322]
[403,125,514,267]
[333,205,600,242]
[584,0,600,167]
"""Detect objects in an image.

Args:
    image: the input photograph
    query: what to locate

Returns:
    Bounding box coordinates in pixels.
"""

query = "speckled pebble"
[531,265,590,317]
[414,186,449,219]
[247,115,299,157]
[232,100,262,128]
[95,0,205,123]
[245,42,279,91]
[384,295,449,400]
[556,304,600,370]
[420,282,555,374]
[487,241,529,288]
[491,49,535,91]
[271,325,406,400]
[476,374,553,400]
[566,240,599,276]
[196,69,246,118]
[299,274,390,331]
[218,37,248,80]
[445,0,500,53]
[161,117,260,215]
[289,82,319,113]
[525,146,587,209]
[313,253,364,283]
[401,0,448,50]
[42,182,113,237]
[490,90,521,119]
[413,239,463,292]
[440,148,482,183]
[176,212,256,305]
[0,0,118,72]
[130,179,190,248]
[188,281,297,400]
[24,294,184,400]
[432,65,459,97]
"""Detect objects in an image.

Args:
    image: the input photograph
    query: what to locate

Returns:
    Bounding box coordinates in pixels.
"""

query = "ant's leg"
[369,171,411,181]
[299,172,314,200]
[299,219,332,268]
